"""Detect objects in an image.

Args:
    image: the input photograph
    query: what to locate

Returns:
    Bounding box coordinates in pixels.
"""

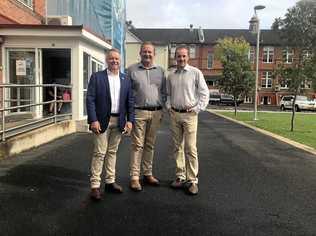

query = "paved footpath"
[1,112,316,236]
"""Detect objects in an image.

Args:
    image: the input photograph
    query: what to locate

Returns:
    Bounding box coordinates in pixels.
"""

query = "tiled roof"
[130,28,282,46]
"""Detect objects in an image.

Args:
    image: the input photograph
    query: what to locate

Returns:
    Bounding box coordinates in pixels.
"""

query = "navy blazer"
[86,70,134,133]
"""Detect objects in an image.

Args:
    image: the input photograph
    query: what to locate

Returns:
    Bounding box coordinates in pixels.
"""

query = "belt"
[135,106,162,111]
[110,113,119,117]
[172,107,192,113]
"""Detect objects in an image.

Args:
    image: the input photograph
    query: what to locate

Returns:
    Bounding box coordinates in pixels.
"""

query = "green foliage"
[272,0,316,131]
[214,37,255,115]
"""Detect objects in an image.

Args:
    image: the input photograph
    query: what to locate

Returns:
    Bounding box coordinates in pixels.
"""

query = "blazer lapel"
[103,70,111,105]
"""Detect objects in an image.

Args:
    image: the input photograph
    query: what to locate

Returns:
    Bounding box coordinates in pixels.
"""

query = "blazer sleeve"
[126,78,135,123]
[86,73,98,124]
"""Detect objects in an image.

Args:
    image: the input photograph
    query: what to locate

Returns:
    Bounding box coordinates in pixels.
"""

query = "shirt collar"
[175,64,190,73]
[107,69,120,76]
[138,62,157,70]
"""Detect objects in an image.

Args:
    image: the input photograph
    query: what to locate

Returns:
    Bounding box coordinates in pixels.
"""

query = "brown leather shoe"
[143,175,160,186]
[90,188,102,201]
[130,179,142,192]
[104,183,123,194]
[186,183,198,195]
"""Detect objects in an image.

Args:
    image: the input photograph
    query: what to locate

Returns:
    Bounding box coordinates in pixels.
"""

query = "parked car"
[209,92,221,104]
[280,95,316,112]
[219,94,244,106]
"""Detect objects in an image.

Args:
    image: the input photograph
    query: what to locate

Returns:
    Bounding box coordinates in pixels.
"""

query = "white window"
[83,52,104,116]
[189,45,196,58]
[283,48,294,64]
[261,71,272,88]
[248,47,255,63]
[170,45,176,59]
[207,52,213,69]
[17,0,33,8]
[263,47,274,63]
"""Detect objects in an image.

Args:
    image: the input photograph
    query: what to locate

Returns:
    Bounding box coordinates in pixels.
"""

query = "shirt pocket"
[150,77,162,87]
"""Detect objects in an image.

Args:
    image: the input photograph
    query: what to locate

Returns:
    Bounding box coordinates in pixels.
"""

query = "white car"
[280,95,316,112]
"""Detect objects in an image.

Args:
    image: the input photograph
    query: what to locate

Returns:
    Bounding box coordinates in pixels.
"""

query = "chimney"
[189,24,194,32]
[198,26,205,43]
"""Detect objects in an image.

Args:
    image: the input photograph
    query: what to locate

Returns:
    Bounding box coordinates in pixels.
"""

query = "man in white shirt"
[86,49,134,200]
[166,46,209,195]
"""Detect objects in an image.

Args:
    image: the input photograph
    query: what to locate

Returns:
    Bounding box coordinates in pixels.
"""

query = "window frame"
[282,48,294,64]
[207,52,213,69]
[263,47,274,63]
[261,71,273,88]
[16,0,33,9]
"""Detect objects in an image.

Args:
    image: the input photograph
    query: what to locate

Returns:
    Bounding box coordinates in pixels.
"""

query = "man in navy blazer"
[86,48,134,201]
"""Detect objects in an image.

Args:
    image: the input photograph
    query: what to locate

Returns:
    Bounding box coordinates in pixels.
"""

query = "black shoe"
[90,188,102,201]
[104,183,123,194]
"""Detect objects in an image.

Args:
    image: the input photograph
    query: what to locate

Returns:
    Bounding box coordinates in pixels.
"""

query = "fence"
[0,84,72,141]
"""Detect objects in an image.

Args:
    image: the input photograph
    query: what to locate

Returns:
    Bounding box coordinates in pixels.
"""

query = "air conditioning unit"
[47,16,72,26]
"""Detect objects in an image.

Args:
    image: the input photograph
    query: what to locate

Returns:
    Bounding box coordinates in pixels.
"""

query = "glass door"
[7,49,36,113]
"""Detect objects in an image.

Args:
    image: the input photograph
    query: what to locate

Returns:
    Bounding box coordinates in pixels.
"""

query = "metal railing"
[0,83,72,141]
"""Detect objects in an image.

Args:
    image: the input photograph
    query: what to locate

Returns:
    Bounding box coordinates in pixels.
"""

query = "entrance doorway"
[7,50,36,113]
[42,49,71,115]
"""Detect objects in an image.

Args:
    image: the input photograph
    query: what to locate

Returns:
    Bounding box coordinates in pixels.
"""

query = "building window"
[302,49,312,60]
[83,52,104,116]
[283,48,294,64]
[207,52,213,69]
[189,45,196,58]
[248,47,255,63]
[260,96,272,105]
[280,79,289,89]
[263,47,274,63]
[261,71,272,88]
[17,0,33,8]
[170,45,176,59]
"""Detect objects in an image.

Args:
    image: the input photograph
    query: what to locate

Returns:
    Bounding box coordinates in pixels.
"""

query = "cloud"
[126,0,298,29]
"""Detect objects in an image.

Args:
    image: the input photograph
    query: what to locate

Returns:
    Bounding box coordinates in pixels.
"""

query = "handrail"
[0,83,73,141]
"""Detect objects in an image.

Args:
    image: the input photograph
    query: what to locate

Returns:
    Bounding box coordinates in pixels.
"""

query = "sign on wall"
[16,60,26,76]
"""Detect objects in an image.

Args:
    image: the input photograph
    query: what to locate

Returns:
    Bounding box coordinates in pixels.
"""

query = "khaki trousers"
[130,109,162,180]
[90,117,122,188]
[170,110,198,183]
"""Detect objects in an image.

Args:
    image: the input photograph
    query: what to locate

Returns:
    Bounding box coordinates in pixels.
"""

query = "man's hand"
[91,121,102,134]
[123,121,133,134]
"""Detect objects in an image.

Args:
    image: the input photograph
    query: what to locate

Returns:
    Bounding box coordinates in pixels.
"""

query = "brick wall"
[0,0,45,24]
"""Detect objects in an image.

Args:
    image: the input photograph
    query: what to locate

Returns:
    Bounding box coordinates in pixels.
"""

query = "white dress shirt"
[107,69,121,114]
[166,64,209,113]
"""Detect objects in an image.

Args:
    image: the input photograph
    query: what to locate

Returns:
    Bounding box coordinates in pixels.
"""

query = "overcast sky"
[126,0,299,29]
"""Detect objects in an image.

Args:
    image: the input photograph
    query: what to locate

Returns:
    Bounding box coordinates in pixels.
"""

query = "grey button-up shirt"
[127,63,166,108]
[166,64,209,113]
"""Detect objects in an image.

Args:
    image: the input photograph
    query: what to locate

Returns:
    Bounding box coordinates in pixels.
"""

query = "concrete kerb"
[207,109,316,157]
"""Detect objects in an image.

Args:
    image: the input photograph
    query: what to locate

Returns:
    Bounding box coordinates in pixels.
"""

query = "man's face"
[140,44,155,65]
[106,51,120,71]
[175,48,189,68]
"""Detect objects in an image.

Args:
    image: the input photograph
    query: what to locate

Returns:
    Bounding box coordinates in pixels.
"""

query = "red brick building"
[131,28,315,106]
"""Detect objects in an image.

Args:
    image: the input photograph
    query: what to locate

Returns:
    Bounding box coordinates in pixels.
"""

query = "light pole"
[249,5,265,121]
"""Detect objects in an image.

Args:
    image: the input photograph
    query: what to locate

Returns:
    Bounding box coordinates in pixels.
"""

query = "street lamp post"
[249,5,265,121]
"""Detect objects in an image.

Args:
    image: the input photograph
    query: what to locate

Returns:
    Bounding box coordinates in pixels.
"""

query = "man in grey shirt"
[166,45,209,195]
[127,42,166,191]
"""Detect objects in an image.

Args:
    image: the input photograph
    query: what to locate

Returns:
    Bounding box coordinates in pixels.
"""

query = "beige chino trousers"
[170,110,199,183]
[90,117,122,188]
[130,109,162,180]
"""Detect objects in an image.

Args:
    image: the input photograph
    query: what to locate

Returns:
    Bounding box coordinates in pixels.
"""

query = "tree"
[214,37,255,116]
[272,0,316,131]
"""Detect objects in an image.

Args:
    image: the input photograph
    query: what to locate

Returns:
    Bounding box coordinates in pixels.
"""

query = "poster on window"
[16,60,26,76]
